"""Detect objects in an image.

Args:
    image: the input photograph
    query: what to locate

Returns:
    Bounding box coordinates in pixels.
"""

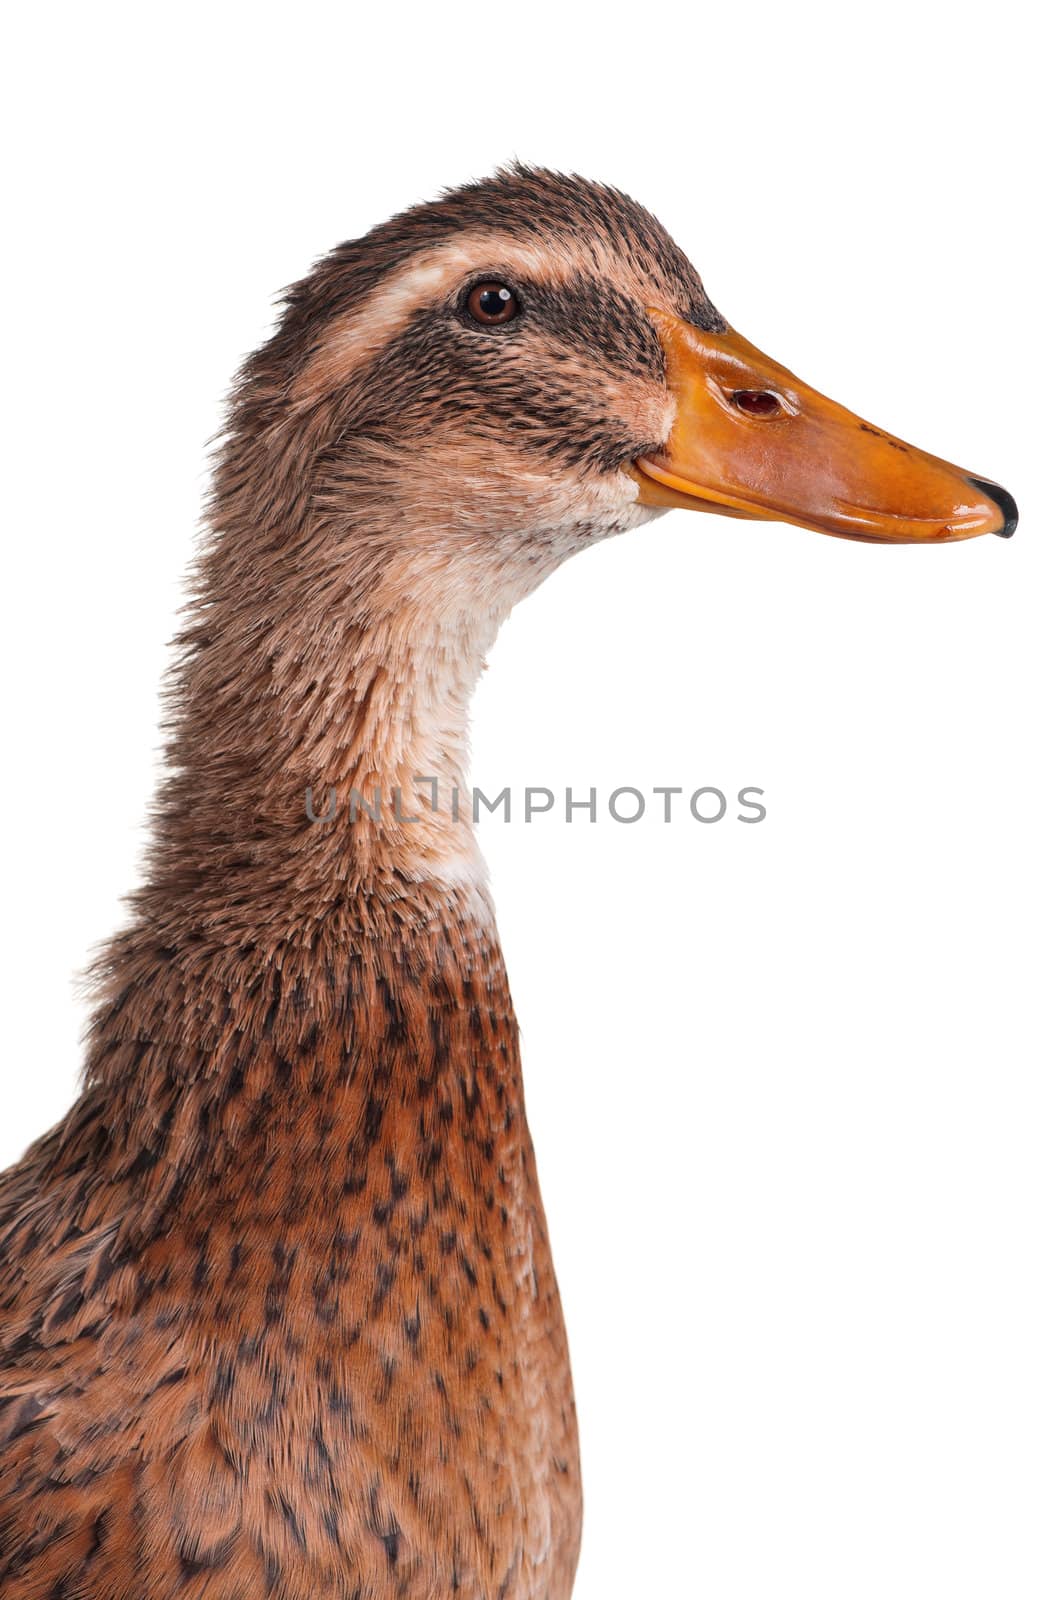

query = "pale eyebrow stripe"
[291,231,597,403]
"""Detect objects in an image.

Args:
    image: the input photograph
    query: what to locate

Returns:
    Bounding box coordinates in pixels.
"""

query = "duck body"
[0,166,1012,1599]
[1,887,580,1599]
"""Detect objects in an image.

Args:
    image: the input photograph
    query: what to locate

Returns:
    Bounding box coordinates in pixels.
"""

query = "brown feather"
[0,168,716,1598]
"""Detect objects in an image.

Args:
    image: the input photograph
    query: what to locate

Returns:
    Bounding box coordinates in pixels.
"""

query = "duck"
[0,166,1016,1600]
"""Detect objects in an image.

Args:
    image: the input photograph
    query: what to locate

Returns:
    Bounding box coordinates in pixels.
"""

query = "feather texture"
[0,168,718,1598]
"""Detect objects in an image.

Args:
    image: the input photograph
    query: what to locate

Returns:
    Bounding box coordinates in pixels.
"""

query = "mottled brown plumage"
[0,169,714,1598]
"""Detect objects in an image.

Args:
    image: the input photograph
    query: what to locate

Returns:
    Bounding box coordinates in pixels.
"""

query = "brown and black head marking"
[218,165,723,545]
[272,163,722,455]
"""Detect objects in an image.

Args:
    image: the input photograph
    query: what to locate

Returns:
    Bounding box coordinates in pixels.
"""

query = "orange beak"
[633,310,1017,543]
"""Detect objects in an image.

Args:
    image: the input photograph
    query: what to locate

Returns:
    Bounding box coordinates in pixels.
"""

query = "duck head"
[251,164,1015,578]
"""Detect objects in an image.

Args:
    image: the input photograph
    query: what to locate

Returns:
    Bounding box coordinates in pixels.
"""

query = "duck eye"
[467,282,519,326]
[731,389,782,418]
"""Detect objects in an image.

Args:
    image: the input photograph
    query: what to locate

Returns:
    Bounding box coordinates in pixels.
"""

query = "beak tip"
[969,475,1019,539]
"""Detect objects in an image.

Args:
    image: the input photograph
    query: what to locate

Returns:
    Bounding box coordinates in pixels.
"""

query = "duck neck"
[84,525,524,1221]
[129,524,513,950]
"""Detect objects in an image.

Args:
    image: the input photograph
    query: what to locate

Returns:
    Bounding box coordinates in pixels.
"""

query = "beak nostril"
[731,389,782,418]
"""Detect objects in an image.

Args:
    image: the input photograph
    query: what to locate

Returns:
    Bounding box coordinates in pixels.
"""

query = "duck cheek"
[364,436,644,554]
[481,466,650,549]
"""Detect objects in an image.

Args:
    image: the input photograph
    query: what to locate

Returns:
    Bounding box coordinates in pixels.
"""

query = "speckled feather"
[0,168,721,1598]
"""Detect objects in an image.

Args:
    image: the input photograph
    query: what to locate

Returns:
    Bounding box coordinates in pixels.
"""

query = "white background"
[2,3,1059,1596]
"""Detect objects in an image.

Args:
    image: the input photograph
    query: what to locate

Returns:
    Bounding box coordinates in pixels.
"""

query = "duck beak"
[633,309,1017,543]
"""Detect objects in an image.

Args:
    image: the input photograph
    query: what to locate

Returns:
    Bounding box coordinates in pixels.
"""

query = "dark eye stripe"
[530,280,665,380]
